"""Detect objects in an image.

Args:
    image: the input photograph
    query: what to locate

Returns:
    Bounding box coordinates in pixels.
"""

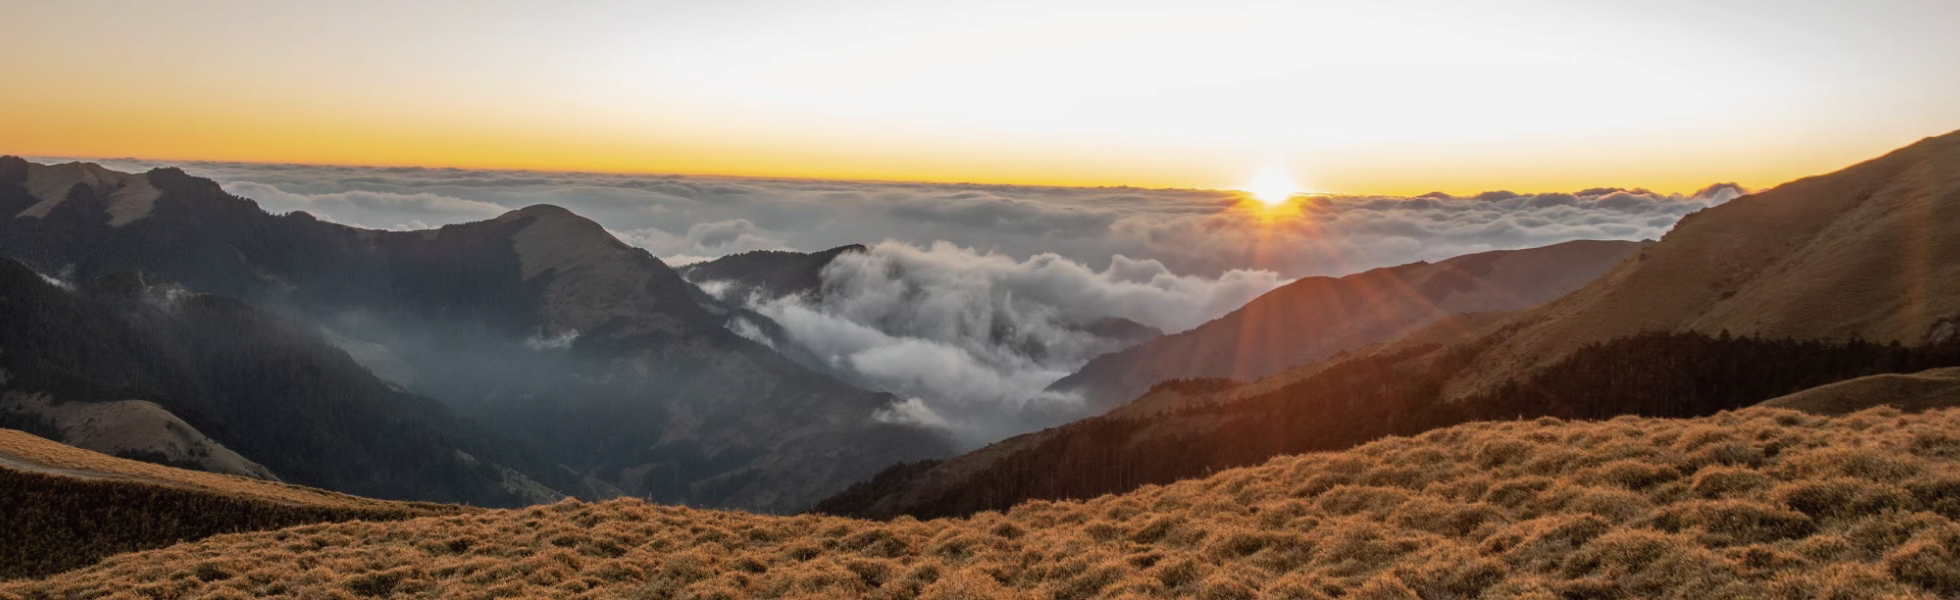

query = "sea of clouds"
[68,157,1745,446]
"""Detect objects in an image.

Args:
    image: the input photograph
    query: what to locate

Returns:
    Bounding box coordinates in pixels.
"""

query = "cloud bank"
[65,157,1742,280]
[707,241,1286,446]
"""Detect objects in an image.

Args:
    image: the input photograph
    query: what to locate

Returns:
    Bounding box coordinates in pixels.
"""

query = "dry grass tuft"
[7,407,1960,599]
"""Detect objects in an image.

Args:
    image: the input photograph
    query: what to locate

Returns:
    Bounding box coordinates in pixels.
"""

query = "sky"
[4,0,1957,194]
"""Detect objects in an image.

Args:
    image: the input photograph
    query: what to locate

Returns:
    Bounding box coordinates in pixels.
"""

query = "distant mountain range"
[0,157,952,513]
[813,128,1960,519]
[18,127,1949,520]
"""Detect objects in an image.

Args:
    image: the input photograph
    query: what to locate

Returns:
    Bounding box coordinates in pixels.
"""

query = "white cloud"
[871,398,953,432]
[522,330,580,351]
[611,218,790,264]
[221,181,509,230]
[720,241,1285,447]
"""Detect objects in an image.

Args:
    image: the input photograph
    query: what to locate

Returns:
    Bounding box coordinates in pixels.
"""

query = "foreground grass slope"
[818,332,1960,520]
[10,407,1960,599]
[0,429,463,580]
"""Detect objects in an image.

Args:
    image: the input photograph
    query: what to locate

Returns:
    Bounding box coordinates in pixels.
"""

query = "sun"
[1246,168,1297,206]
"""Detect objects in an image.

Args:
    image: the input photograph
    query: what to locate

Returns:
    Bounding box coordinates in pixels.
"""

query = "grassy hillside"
[1043,240,1646,413]
[1444,128,1960,400]
[8,407,1960,598]
[1760,367,1960,415]
[0,429,462,580]
[819,331,1960,519]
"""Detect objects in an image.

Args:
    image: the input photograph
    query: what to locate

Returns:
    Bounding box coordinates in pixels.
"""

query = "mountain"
[1045,239,1648,412]
[0,428,461,579]
[0,393,278,480]
[677,244,868,300]
[0,258,569,506]
[0,157,954,513]
[15,406,1960,599]
[817,330,1960,519]
[1441,129,1960,399]
[814,130,1960,519]
[1758,367,1960,415]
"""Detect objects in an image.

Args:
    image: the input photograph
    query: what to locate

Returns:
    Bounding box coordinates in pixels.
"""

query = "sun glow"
[1246,168,1298,207]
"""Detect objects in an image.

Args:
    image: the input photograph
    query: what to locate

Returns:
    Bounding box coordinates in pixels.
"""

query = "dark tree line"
[815,331,1960,519]
[0,468,458,579]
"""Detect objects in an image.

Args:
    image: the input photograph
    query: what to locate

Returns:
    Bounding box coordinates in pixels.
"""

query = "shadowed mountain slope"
[0,258,569,507]
[816,331,1960,519]
[0,157,953,512]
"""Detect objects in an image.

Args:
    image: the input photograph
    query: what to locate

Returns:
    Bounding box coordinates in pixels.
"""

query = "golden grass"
[9,407,1960,599]
[0,429,434,511]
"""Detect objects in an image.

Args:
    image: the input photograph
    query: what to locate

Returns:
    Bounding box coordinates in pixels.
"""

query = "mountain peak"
[498,204,579,220]
[6,159,160,227]
[488,204,642,280]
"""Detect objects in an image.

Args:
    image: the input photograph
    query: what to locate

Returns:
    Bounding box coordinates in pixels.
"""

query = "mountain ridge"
[1443,129,1960,399]
[0,158,955,513]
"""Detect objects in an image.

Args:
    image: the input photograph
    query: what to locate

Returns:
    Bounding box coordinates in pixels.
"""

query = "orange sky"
[4,1,1956,195]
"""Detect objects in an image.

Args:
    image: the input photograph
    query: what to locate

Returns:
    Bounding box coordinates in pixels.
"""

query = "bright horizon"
[5,0,1958,195]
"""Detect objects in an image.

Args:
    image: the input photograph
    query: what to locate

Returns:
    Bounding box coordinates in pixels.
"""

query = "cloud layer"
[67,157,1741,280]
